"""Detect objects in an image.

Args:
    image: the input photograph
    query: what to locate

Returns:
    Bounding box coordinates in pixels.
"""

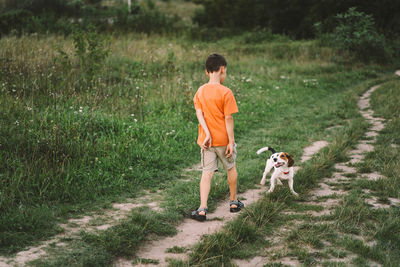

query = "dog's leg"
[276,177,283,186]
[267,173,277,193]
[288,176,298,196]
[260,159,273,185]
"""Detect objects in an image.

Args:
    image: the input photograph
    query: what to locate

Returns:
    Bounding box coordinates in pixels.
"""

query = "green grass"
[0,31,397,264]
[171,75,400,266]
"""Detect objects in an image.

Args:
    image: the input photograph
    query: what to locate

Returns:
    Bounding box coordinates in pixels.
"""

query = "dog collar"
[283,171,289,175]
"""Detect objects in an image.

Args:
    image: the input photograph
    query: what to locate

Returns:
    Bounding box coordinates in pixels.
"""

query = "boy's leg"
[227,166,238,207]
[197,148,218,216]
[198,171,214,215]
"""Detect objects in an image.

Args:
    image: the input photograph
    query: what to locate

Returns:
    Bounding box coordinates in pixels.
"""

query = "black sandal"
[191,208,207,222]
[230,200,244,213]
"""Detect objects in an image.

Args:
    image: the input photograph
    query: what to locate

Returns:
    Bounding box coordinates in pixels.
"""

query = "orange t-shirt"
[193,83,239,147]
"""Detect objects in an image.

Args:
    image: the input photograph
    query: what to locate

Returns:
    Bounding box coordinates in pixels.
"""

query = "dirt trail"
[115,141,329,267]
[233,71,400,266]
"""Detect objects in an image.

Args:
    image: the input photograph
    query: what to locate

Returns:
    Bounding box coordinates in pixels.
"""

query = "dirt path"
[115,141,329,267]
[233,71,400,266]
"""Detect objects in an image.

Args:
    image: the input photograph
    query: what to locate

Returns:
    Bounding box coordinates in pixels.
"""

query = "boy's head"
[205,53,227,73]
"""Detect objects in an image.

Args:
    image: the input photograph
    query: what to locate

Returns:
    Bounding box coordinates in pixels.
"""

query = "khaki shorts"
[201,143,237,172]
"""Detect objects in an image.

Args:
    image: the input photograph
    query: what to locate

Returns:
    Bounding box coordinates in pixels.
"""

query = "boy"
[191,53,244,222]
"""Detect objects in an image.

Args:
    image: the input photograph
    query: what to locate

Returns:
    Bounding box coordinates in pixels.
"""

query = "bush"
[0,0,181,36]
[331,7,390,63]
[0,9,34,35]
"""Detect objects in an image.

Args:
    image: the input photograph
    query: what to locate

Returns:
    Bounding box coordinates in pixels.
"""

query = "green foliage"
[57,26,110,86]
[331,8,390,63]
[114,3,180,34]
[30,243,113,267]
[82,208,177,257]
[0,0,181,36]
[0,205,61,254]
[193,0,400,39]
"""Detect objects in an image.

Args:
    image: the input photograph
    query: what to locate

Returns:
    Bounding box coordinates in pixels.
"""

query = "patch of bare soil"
[117,187,266,266]
[301,140,329,162]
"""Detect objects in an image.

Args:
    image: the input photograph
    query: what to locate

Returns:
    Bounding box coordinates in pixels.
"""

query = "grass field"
[0,28,399,266]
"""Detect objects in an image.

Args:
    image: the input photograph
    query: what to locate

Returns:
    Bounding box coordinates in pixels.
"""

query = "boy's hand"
[225,143,234,158]
[201,135,212,150]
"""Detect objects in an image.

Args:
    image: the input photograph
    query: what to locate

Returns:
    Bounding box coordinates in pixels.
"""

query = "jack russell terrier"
[257,147,298,196]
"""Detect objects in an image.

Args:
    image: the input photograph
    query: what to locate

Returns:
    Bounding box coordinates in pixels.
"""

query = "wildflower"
[14,120,19,125]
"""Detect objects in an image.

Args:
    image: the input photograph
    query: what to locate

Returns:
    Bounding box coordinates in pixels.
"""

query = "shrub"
[331,7,390,63]
[55,26,110,88]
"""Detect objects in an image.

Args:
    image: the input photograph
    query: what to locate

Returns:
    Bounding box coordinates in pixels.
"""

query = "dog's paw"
[267,189,273,194]
[291,191,299,196]
[260,179,266,186]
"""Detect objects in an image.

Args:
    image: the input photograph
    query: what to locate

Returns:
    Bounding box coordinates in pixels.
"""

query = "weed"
[166,246,187,254]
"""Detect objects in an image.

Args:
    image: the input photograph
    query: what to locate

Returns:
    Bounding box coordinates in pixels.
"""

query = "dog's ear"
[286,153,294,167]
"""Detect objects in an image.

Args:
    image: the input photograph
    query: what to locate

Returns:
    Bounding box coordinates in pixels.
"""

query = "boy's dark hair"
[205,53,227,73]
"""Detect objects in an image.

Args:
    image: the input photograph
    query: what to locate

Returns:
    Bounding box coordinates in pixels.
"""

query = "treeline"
[0,0,399,63]
[0,0,180,36]
[193,0,400,39]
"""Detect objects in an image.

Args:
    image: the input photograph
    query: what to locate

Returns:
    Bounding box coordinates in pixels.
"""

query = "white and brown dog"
[257,147,298,196]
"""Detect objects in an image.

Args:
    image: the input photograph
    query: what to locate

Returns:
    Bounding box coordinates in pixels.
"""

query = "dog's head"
[270,152,294,168]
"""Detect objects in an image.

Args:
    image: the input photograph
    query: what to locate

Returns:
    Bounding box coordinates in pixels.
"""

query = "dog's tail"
[256,147,276,155]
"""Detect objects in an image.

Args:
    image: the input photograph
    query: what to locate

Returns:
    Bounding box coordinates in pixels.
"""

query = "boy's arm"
[225,114,235,158]
[196,108,212,149]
